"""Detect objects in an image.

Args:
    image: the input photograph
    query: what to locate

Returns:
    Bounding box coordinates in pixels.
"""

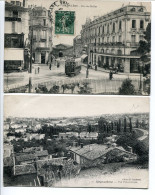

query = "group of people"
[88,62,114,80]
[34,66,40,74]
[47,56,60,70]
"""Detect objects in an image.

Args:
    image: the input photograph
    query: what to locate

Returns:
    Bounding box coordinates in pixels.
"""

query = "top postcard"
[4,0,151,95]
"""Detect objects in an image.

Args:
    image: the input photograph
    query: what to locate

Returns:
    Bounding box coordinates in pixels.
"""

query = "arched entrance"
[59,51,63,57]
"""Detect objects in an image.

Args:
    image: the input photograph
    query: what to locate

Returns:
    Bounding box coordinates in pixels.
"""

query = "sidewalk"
[81,63,141,78]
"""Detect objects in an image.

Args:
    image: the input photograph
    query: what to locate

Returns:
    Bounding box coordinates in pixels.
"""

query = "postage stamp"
[55,11,75,35]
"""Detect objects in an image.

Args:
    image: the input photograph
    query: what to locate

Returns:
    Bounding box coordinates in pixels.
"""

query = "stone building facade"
[4,0,29,72]
[73,35,83,58]
[29,6,53,64]
[81,5,150,73]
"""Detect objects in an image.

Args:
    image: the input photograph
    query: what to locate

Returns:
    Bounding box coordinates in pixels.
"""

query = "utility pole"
[29,26,33,93]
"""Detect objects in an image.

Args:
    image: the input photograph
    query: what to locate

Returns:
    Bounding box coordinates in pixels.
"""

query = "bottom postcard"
[3,95,149,188]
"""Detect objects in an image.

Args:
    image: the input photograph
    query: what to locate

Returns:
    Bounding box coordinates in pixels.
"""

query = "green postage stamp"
[55,11,75,35]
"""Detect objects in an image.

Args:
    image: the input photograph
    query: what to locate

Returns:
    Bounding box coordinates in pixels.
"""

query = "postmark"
[55,11,75,35]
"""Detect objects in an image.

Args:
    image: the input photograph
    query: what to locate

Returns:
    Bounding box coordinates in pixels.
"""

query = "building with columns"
[29,6,53,64]
[81,5,150,73]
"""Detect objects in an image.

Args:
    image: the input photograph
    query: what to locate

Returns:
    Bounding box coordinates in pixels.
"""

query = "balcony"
[130,42,139,47]
[40,38,46,42]
[5,17,21,22]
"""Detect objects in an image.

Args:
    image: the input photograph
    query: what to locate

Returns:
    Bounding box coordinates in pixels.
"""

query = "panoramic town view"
[4,0,151,95]
[3,96,149,188]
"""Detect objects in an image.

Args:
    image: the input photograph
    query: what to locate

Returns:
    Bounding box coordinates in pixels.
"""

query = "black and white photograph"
[3,95,149,188]
[4,0,151,95]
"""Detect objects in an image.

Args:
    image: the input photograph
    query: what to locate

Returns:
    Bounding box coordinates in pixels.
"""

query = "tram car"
[65,58,81,77]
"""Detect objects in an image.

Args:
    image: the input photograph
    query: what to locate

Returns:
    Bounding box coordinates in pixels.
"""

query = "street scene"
[3,96,149,188]
[4,0,151,95]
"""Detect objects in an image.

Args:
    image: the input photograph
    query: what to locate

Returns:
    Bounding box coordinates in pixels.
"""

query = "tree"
[87,123,92,133]
[124,117,127,132]
[137,23,151,76]
[119,79,136,95]
[136,119,139,128]
[98,117,107,133]
[129,118,133,132]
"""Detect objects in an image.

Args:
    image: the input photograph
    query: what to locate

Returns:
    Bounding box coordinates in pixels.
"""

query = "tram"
[65,58,81,77]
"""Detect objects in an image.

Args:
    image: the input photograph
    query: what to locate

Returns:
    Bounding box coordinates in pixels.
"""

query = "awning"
[81,54,88,60]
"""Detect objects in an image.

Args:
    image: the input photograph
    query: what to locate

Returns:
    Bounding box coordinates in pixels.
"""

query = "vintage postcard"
[3,0,151,95]
[3,95,149,188]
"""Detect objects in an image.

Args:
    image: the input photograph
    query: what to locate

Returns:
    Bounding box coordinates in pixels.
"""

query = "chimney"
[80,143,83,148]
[89,145,92,151]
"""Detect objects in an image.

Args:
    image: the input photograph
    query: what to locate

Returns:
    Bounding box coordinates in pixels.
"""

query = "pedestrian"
[38,66,40,74]
[109,71,113,80]
[57,61,60,68]
[49,63,52,70]
[95,64,97,71]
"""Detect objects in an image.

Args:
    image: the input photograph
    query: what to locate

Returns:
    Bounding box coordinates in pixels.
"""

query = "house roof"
[15,150,48,163]
[53,44,73,49]
[16,153,36,163]
[14,164,36,176]
[70,144,131,161]
[35,150,48,157]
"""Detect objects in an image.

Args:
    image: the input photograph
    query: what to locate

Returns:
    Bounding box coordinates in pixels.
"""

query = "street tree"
[119,78,136,95]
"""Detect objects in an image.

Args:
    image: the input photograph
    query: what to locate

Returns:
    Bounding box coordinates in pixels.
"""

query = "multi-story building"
[73,35,83,58]
[81,5,150,73]
[4,0,29,72]
[29,6,53,64]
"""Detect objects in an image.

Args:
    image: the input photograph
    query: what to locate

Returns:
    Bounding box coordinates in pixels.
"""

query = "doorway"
[41,53,46,64]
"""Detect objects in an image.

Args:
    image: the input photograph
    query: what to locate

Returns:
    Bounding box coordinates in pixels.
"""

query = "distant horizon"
[4,96,149,118]
[5,111,149,119]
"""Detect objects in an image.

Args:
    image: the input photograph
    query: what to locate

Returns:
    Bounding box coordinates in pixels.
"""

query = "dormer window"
[139,8,143,12]
[131,8,136,12]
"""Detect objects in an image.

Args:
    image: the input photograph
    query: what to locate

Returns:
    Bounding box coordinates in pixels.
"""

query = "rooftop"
[70,144,127,161]
[14,164,36,176]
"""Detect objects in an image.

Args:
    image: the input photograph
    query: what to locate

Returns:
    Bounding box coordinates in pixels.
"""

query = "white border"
[1,0,155,195]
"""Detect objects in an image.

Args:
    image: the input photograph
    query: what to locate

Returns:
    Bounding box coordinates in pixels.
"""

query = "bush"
[119,79,136,95]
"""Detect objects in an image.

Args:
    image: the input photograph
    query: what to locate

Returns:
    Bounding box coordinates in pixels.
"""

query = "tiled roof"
[70,144,131,161]
[16,150,49,163]
[15,164,36,176]
[16,154,36,163]
[35,150,48,157]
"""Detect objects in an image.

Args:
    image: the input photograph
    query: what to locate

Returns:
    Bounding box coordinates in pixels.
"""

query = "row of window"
[83,34,143,45]
[11,1,22,7]
[5,34,24,48]
[32,11,47,17]
[82,20,144,38]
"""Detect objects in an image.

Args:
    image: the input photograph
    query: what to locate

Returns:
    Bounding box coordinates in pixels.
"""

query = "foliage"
[119,79,136,95]
[137,23,151,55]
[49,85,60,94]
[116,133,149,164]
[78,82,92,94]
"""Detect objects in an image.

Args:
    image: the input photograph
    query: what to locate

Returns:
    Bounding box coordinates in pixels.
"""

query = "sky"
[4,95,149,118]
[25,0,151,45]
